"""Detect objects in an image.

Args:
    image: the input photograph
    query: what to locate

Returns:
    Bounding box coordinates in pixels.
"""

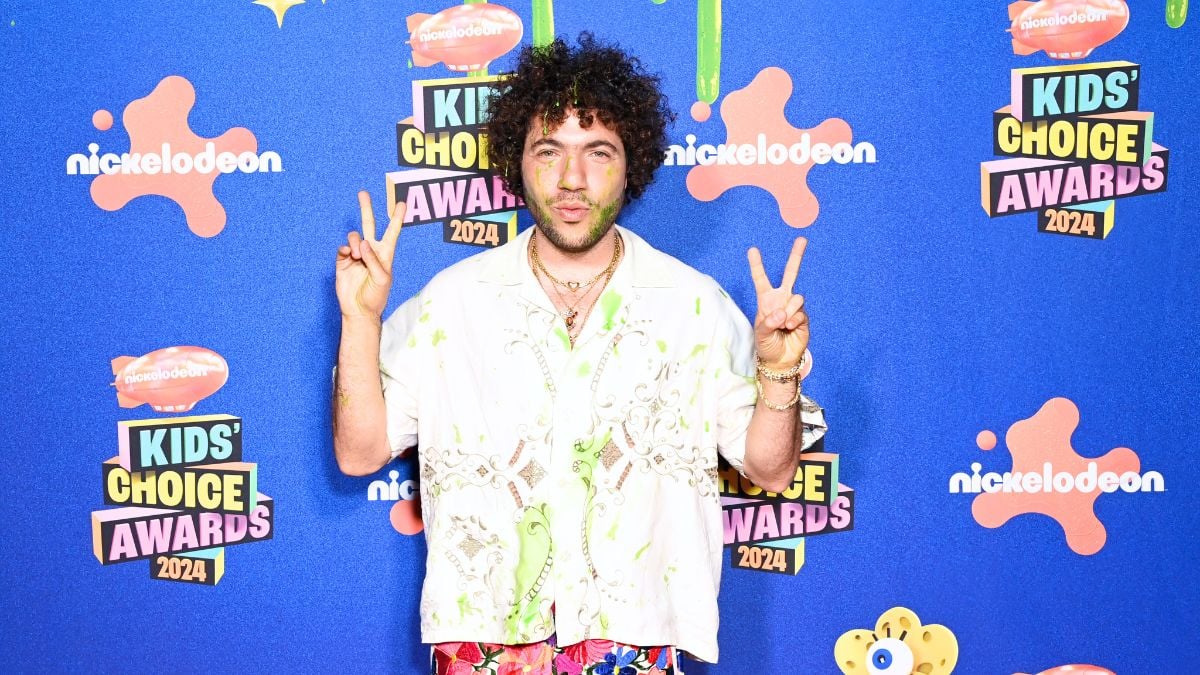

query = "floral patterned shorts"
[431,637,680,675]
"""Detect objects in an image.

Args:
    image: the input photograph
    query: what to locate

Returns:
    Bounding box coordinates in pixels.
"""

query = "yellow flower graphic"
[834,607,959,675]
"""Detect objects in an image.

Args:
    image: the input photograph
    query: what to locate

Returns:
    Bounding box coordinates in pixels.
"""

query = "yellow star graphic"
[254,0,305,28]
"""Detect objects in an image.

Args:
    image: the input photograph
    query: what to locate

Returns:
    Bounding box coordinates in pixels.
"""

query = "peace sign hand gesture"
[747,236,809,369]
[336,191,405,322]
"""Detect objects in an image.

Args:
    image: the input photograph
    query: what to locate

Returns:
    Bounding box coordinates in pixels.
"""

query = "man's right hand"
[336,191,405,321]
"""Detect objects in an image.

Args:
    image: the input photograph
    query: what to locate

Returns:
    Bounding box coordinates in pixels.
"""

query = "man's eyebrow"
[583,140,621,153]
[528,138,563,150]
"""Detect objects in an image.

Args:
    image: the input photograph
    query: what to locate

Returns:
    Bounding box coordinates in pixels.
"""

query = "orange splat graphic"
[91,76,258,238]
[972,397,1139,555]
[686,67,853,228]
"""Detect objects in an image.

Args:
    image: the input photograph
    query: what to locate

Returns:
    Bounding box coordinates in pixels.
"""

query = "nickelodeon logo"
[952,397,1163,555]
[68,75,282,237]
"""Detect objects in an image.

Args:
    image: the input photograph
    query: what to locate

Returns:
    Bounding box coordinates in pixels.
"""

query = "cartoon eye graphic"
[866,637,914,675]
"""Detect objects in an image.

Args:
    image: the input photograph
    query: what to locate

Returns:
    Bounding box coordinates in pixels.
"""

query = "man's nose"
[556,154,586,191]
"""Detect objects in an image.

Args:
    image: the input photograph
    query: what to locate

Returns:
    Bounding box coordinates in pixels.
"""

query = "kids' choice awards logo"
[65,75,282,238]
[950,397,1163,555]
[720,440,853,574]
[982,1,1167,240]
[368,468,423,536]
[92,347,272,585]
[387,3,525,249]
[721,361,850,575]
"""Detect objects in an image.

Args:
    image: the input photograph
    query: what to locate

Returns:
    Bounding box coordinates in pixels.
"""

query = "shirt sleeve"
[711,287,828,474]
[378,292,428,459]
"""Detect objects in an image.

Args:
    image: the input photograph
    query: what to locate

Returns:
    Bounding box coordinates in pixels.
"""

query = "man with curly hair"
[333,34,825,674]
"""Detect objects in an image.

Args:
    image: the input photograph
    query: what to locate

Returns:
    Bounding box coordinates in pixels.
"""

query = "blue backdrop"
[1,1,1195,672]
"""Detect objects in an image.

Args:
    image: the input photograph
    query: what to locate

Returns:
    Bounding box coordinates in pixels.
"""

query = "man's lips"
[551,203,591,221]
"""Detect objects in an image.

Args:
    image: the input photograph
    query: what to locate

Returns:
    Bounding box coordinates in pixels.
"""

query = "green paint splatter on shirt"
[705,420,711,433]
[688,344,708,361]
[407,335,417,348]
[656,340,667,353]
[506,504,553,641]
[600,290,622,331]
[431,328,446,346]
[453,424,462,444]
[606,519,619,541]
[695,297,702,315]
[554,326,571,351]
[679,417,690,430]
[577,361,591,377]
[419,312,430,323]
[634,540,652,561]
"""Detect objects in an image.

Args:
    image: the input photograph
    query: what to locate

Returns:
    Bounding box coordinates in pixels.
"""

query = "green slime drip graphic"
[696,0,722,104]
[465,0,489,76]
[532,0,555,47]
[1167,0,1188,27]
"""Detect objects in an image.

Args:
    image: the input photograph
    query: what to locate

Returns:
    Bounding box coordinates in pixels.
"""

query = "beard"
[526,190,624,254]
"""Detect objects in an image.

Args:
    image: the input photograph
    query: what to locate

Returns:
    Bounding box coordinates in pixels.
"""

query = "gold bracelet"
[755,353,806,383]
[755,374,802,411]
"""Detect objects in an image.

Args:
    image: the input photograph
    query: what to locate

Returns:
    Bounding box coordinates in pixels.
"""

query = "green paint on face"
[577,361,591,377]
[656,340,667,353]
[554,326,571,350]
[431,328,446,346]
[634,540,652,560]
[600,290,622,331]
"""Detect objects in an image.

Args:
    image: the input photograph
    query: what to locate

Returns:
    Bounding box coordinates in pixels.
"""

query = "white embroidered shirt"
[378,225,826,663]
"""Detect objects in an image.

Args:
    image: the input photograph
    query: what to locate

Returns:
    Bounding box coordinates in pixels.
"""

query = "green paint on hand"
[600,290,622,331]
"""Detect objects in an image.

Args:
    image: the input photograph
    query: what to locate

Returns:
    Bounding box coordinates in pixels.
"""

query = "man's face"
[521,110,627,253]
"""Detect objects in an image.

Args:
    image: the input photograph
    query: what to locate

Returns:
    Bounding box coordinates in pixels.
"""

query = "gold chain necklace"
[530,233,622,292]
[529,233,623,336]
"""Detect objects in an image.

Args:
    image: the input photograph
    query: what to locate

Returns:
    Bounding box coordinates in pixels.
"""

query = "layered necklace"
[529,232,623,344]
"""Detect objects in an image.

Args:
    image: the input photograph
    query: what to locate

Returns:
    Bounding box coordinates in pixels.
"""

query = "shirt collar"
[477,224,675,288]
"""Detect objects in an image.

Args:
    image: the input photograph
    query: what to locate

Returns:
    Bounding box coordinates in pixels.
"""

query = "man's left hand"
[747,236,809,369]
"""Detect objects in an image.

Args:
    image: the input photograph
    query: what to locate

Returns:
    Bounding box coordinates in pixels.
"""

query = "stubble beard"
[526,193,624,254]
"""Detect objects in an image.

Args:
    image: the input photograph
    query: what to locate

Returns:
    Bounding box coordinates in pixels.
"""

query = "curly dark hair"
[486,33,675,202]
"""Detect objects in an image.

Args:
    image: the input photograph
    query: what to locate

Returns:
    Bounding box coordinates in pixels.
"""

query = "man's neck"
[529,226,621,280]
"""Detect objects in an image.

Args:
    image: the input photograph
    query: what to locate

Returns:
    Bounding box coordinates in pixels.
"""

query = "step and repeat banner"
[2,1,1195,672]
